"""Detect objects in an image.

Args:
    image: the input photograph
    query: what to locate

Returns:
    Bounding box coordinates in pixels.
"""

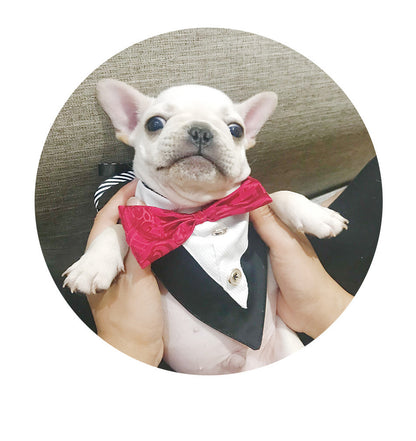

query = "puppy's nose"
[188,125,213,148]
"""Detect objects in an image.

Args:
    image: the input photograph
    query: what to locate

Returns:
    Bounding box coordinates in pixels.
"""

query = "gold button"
[229,268,242,286]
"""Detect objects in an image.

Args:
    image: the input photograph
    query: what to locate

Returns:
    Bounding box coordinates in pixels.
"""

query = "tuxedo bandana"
[92,174,272,349]
[118,176,272,268]
[152,223,269,350]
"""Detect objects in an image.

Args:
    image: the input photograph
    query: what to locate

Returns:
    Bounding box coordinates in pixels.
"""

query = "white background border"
[2,1,415,440]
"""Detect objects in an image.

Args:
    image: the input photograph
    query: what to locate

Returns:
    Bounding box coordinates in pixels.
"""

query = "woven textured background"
[35,28,375,322]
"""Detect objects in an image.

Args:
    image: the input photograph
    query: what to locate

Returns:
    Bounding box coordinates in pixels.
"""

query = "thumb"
[123,196,150,273]
[126,196,145,206]
[250,204,314,255]
[88,179,138,246]
[250,205,294,248]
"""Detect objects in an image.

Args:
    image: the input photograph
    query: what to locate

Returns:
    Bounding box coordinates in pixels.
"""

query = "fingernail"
[126,197,144,206]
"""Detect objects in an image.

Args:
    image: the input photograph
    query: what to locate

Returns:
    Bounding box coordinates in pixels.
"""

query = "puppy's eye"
[228,123,244,138]
[146,116,166,132]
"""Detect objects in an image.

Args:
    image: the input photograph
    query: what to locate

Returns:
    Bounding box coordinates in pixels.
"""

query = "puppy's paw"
[302,206,349,238]
[62,248,124,295]
[270,190,349,239]
[62,225,129,295]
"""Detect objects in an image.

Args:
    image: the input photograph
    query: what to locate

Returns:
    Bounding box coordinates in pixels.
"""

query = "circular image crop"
[35,28,381,375]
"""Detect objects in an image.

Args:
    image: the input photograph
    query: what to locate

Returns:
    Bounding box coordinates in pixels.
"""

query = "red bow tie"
[118,176,272,267]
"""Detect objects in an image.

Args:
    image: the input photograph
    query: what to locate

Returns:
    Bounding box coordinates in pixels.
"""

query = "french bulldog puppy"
[63,80,348,374]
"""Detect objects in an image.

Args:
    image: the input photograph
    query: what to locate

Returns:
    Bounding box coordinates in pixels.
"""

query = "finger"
[250,205,316,256]
[250,205,294,247]
[124,249,152,276]
[96,179,138,223]
[88,179,138,245]
[126,196,145,206]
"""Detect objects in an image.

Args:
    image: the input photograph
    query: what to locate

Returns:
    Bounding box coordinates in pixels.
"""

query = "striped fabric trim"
[94,170,136,210]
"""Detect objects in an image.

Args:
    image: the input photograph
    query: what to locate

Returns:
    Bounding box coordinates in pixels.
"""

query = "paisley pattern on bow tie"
[118,176,272,267]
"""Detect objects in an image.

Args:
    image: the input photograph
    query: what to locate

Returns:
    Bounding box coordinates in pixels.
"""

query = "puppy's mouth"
[156,153,224,175]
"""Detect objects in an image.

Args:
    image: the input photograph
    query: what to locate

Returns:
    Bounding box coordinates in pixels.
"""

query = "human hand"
[86,180,164,366]
[250,204,352,338]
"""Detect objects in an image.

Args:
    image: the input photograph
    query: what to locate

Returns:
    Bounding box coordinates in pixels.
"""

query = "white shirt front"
[135,181,250,308]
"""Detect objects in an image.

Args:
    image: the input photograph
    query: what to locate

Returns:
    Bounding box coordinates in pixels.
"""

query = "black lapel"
[151,223,269,350]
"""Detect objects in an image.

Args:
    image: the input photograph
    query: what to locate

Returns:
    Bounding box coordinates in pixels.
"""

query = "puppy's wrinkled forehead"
[153,85,236,118]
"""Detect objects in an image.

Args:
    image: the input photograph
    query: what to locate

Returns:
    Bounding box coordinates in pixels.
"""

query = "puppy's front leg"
[62,224,128,294]
[270,190,348,238]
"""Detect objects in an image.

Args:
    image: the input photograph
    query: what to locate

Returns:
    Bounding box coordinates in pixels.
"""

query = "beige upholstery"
[35,28,375,299]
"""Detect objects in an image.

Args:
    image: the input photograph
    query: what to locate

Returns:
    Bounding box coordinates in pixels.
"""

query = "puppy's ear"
[236,92,277,148]
[96,79,154,145]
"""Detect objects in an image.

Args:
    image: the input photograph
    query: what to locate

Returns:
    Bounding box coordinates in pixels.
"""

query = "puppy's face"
[97,80,277,207]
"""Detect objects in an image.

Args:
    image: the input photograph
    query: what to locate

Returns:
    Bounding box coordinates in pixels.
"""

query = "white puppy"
[63,80,348,374]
